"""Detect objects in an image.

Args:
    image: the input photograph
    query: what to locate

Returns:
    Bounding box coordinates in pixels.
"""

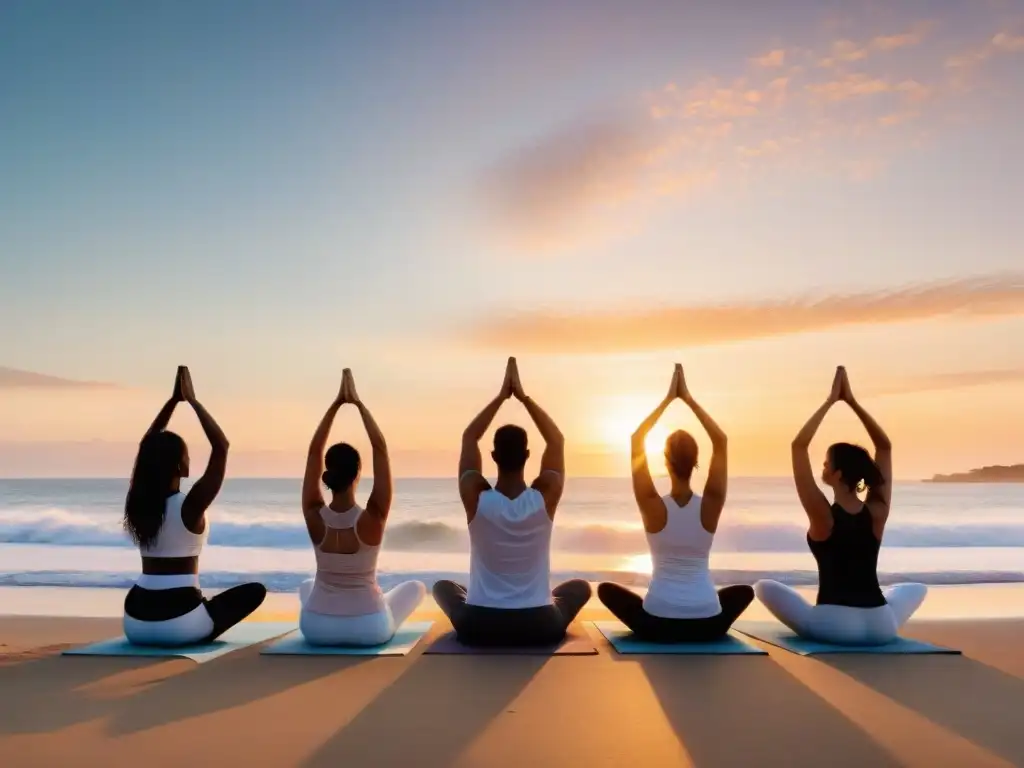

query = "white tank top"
[304,505,385,616]
[642,494,722,619]
[139,492,208,558]
[466,487,553,609]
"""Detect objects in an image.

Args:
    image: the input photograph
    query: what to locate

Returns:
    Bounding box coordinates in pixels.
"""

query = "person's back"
[304,505,384,616]
[808,503,885,608]
[596,365,753,643]
[298,369,426,647]
[467,487,553,609]
[643,493,721,619]
[123,366,266,647]
[433,357,591,646]
[755,366,928,646]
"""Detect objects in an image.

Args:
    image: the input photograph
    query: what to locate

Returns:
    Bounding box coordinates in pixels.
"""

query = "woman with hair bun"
[755,366,927,645]
[298,369,425,646]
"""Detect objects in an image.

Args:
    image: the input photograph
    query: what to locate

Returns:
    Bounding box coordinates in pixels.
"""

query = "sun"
[597,396,671,470]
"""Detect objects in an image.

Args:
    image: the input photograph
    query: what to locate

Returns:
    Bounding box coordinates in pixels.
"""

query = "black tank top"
[807,503,886,608]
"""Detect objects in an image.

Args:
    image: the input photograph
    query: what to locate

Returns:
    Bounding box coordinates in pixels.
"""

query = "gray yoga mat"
[62,622,295,663]
[261,621,433,656]
[734,621,961,656]
[424,627,597,655]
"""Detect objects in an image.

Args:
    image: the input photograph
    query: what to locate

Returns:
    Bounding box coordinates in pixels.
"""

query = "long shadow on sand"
[634,655,901,768]
[820,655,1024,766]
[0,654,180,734]
[105,648,364,735]
[302,655,547,768]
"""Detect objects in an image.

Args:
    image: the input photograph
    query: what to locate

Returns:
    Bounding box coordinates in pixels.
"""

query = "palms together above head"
[173,366,196,404]
[336,368,360,406]
[666,363,692,403]
[828,366,851,405]
[500,356,526,401]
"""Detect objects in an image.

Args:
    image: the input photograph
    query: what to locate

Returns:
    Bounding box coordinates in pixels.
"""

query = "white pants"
[754,580,928,646]
[298,579,426,647]
[124,604,215,646]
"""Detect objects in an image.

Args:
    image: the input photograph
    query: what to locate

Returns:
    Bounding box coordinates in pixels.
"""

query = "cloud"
[877,368,1024,397]
[871,22,932,51]
[466,274,1024,353]
[819,39,869,67]
[946,29,1024,70]
[475,119,658,251]
[805,74,930,104]
[0,367,119,390]
[751,49,786,68]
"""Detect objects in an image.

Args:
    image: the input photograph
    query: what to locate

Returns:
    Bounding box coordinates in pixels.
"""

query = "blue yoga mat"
[733,621,961,655]
[591,621,767,655]
[62,622,295,663]
[261,621,434,656]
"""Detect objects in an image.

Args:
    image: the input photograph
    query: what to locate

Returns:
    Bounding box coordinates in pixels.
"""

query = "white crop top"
[642,493,721,619]
[139,492,208,558]
[466,486,553,609]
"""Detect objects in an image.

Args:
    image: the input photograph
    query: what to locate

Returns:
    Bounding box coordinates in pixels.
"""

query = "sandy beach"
[2,587,1023,767]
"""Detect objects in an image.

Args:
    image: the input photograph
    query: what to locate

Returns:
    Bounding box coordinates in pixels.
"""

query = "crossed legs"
[597,582,755,643]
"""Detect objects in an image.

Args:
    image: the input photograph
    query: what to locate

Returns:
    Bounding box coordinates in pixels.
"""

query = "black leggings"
[597,582,754,643]
[124,582,267,643]
[433,579,592,647]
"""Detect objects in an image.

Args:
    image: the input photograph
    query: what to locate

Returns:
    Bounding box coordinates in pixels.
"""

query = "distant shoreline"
[926,464,1024,483]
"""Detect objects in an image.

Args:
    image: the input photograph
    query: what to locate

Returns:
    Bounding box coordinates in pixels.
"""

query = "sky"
[1,0,1022,479]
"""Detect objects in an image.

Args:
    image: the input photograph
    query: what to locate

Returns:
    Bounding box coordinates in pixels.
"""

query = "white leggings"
[754,580,928,646]
[298,579,426,646]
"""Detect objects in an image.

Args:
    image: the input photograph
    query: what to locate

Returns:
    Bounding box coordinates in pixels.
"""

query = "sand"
[2,592,1024,768]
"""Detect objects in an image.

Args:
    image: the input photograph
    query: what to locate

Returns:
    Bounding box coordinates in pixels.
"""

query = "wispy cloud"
[871,22,933,52]
[751,49,786,68]
[466,275,1024,353]
[474,119,658,252]
[0,367,119,390]
[877,368,1024,397]
[477,14,1023,252]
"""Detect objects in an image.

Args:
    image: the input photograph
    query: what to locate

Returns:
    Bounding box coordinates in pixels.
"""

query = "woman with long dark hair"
[754,366,927,645]
[122,367,265,646]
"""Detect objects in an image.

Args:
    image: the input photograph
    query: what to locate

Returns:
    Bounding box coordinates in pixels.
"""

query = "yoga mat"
[591,621,767,655]
[734,621,961,656]
[261,621,433,656]
[424,627,597,655]
[63,622,295,663]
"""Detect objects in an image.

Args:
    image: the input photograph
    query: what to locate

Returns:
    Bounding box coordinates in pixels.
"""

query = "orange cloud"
[475,120,656,251]
[751,49,786,68]
[0,366,119,390]
[877,368,1024,397]
[872,22,932,51]
[467,275,1024,353]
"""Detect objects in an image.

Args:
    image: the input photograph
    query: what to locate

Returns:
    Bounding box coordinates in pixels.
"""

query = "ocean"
[1,477,1023,594]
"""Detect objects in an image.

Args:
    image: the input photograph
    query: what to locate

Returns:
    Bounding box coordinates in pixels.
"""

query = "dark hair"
[492,424,529,472]
[665,430,699,480]
[323,442,361,492]
[124,431,187,548]
[828,442,884,493]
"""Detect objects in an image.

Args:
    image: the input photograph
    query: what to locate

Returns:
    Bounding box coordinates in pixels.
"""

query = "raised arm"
[678,367,728,533]
[302,378,345,530]
[632,367,679,532]
[177,369,230,532]
[346,371,392,522]
[840,373,892,511]
[458,360,513,516]
[792,367,843,538]
[511,360,565,512]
